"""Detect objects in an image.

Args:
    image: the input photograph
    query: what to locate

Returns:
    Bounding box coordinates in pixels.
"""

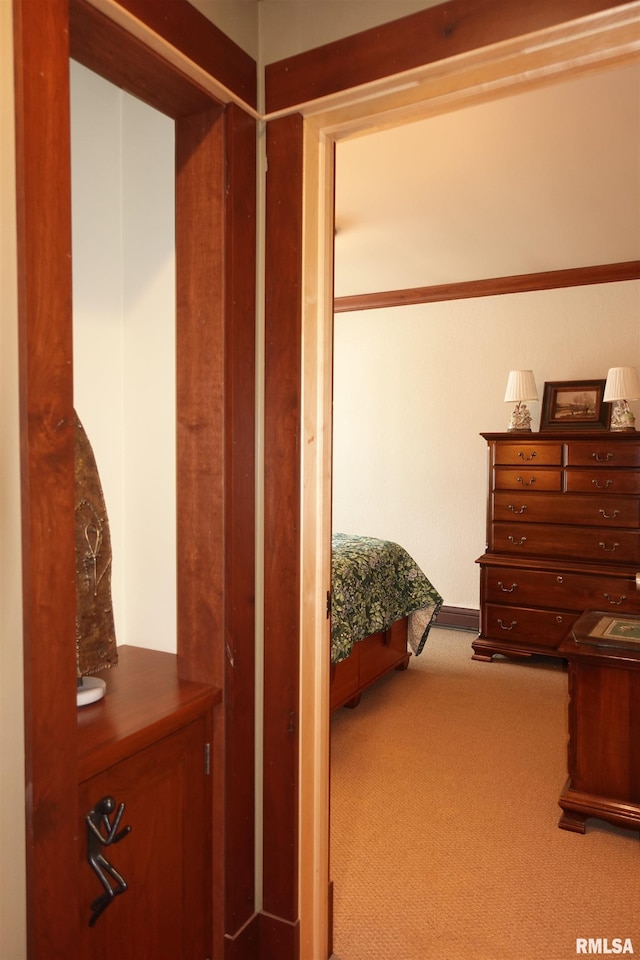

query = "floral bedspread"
[331,533,443,665]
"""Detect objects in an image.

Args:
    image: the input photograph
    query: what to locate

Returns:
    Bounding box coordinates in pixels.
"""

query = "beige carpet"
[329,627,640,960]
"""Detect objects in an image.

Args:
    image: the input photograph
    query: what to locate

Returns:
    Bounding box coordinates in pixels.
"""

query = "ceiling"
[334,61,640,298]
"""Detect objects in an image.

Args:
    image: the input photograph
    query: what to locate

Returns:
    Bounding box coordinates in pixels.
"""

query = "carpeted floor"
[329,627,640,960]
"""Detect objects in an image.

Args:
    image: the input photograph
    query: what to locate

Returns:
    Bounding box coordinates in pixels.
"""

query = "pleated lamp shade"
[604,366,640,432]
[603,367,640,402]
[504,370,538,402]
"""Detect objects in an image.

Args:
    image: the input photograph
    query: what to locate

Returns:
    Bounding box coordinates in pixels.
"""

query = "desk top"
[560,609,640,666]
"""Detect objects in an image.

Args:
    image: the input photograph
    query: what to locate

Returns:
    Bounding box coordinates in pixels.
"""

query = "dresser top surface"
[482,431,640,442]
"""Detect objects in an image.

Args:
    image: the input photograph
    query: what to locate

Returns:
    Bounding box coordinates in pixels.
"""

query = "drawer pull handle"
[517,450,537,461]
[555,616,564,623]
[556,576,564,584]
[599,508,620,520]
[497,618,517,631]
[508,504,527,514]
[507,535,527,546]
[497,581,518,593]
[592,478,612,489]
[516,476,536,486]
[603,593,626,605]
[592,452,613,462]
[599,541,620,552]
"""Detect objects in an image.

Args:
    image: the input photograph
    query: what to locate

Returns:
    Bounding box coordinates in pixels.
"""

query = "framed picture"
[540,379,610,431]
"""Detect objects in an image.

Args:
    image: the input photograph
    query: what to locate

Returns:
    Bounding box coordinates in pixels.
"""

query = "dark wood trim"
[69,0,218,117]
[437,606,480,632]
[224,912,260,960]
[175,106,227,685]
[334,260,640,313]
[174,104,228,955]
[265,0,631,113]
[13,1,78,954]
[75,0,257,109]
[222,101,258,941]
[263,112,304,930]
[259,913,301,960]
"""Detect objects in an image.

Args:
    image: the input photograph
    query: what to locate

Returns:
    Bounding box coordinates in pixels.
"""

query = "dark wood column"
[262,112,304,960]
[222,101,258,948]
[13,1,78,954]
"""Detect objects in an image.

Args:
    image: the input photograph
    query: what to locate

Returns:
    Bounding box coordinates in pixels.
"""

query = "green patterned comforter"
[331,533,443,665]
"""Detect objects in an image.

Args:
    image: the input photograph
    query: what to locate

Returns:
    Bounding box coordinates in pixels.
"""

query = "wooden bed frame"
[329,616,410,712]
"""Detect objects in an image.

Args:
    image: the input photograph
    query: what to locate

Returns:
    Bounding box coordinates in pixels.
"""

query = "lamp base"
[609,400,636,432]
[507,401,533,432]
[77,676,106,708]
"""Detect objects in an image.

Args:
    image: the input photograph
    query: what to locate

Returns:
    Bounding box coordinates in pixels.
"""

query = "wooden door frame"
[14,1,256,956]
[271,6,640,957]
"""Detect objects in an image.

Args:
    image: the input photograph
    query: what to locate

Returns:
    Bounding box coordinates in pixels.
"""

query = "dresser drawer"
[492,492,640,527]
[494,441,562,466]
[565,441,640,468]
[565,469,640,495]
[484,603,570,649]
[494,467,562,492]
[483,565,640,614]
[492,522,640,563]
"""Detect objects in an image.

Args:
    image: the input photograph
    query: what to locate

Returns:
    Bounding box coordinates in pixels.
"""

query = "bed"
[330,533,443,711]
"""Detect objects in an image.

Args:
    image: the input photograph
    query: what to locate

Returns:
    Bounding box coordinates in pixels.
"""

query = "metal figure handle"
[86,796,131,926]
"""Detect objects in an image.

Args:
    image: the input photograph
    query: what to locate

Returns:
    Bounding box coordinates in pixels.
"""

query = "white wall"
[187,0,259,59]
[334,63,640,295]
[332,282,640,610]
[71,62,177,654]
[185,0,441,66]
[258,0,440,65]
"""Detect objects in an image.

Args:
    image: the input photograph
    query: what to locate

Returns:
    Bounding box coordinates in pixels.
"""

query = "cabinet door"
[77,715,212,960]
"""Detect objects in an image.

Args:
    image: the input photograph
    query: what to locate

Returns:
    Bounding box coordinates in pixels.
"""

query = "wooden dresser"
[474,431,640,662]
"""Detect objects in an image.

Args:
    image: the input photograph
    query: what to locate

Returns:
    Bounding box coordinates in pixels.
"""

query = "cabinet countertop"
[77,645,221,782]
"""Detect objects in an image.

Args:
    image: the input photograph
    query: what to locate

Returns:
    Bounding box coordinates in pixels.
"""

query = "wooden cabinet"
[76,647,220,959]
[474,432,640,661]
[557,620,640,834]
[14,4,257,957]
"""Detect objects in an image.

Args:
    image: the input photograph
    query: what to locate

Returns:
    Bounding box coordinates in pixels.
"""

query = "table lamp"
[603,366,640,432]
[504,369,538,432]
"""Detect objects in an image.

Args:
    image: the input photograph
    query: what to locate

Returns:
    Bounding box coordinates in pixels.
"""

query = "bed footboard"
[330,617,410,712]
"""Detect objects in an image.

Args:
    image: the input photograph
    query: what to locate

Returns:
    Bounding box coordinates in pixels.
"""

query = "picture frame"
[540,379,610,431]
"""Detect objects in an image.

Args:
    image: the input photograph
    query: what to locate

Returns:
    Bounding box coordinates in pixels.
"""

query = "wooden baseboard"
[436,606,479,632]
[224,911,300,960]
[224,913,260,960]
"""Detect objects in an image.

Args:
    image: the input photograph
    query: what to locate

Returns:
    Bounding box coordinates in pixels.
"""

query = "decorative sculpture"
[75,411,117,702]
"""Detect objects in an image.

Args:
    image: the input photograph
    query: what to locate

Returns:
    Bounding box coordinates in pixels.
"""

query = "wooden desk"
[558,612,640,834]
